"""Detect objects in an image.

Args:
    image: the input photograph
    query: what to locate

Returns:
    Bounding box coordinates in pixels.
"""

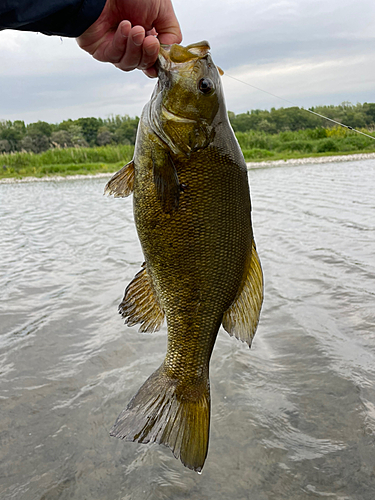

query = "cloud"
[0,0,374,122]
[222,51,375,112]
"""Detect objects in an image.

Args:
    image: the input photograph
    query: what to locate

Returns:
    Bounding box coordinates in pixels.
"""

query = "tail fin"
[110,365,210,472]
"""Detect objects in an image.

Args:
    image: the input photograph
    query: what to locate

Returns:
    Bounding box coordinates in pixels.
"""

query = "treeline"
[0,115,139,154]
[1,102,375,154]
[236,127,375,160]
[229,102,375,134]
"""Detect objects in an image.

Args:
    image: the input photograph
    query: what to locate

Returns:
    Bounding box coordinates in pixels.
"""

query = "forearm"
[0,0,106,37]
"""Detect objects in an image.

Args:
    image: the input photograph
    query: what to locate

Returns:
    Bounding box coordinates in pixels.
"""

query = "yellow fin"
[110,364,210,472]
[119,263,164,333]
[222,240,263,347]
[104,160,135,198]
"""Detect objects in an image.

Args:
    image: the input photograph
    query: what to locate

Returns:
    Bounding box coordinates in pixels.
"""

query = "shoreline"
[245,152,375,169]
[1,152,375,184]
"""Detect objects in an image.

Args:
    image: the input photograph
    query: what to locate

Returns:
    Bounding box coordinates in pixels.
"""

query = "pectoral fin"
[104,160,135,198]
[153,152,180,213]
[222,240,263,347]
[119,263,164,333]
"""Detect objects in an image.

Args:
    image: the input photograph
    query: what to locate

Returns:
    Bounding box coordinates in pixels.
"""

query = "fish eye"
[198,78,214,95]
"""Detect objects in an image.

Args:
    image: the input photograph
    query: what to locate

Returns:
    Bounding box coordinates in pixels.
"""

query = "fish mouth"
[157,41,211,71]
[161,105,196,124]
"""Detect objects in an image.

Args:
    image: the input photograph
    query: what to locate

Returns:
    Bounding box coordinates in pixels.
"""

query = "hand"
[77,0,182,77]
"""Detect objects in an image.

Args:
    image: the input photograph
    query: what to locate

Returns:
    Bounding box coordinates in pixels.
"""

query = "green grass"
[0,144,134,179]
[1,129,375,180]
[0,162,125,179]
[242,149,375,162]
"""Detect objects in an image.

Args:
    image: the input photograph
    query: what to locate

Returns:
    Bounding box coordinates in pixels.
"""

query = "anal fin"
[104,160,135,198]
[119,263,164,333]
[222,240,263,347]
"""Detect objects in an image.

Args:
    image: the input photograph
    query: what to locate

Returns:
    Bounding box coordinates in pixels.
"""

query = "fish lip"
[156,41,211,73]
[161,105,196,124]
[156,45,172,73]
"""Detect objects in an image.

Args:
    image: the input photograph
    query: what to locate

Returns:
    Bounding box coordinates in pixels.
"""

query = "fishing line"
[224,73,375,141]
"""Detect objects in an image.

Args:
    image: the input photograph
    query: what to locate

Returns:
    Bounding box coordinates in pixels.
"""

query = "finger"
[157,28,182,46]
[138,36,160,71]
[102,20,131,63]
[116,26,145,72]
[154,4,183,45]
[146,28,158,37]
[143,66,158,78]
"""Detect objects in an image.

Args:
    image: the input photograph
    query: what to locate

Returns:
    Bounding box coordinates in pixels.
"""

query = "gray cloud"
[0,0,374,122]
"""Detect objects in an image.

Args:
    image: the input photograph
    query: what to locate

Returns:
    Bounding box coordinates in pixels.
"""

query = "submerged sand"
[1,152,375,184]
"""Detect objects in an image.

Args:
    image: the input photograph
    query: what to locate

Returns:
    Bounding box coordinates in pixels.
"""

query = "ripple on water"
[0,163,375,499]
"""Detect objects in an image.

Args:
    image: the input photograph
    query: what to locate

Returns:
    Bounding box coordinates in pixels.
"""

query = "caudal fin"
[110,365,210,472]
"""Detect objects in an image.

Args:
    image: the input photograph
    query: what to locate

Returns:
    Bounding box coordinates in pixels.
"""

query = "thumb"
[157,27,182,45]
[154,7,182,45]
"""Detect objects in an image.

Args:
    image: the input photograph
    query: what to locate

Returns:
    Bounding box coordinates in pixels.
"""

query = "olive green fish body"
[105,42,263,472]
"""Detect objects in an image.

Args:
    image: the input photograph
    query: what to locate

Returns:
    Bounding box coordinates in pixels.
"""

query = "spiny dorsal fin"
[222,240,263,347]
[119,263,164,333]
[153,152,180,213]
[104,160,135,198]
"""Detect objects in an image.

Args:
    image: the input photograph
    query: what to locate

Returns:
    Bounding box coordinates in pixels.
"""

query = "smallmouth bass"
[105,41,263,472]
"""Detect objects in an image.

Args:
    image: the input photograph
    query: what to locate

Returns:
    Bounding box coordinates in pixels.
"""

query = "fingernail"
[120,21,130,38]
[132,33,144,46]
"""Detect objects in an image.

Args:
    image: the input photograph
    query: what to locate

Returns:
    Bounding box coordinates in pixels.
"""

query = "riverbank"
[245,151,375,168]
[1,151,374,184]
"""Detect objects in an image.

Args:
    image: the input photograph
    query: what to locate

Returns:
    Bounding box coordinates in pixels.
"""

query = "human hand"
[77,0,182,77]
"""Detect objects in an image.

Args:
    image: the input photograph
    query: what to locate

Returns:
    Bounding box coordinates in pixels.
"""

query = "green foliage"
[315,138,339,153]
[0,144,134,178]
[229,102,375,134]
[0,115,140,153]
[1,103,375,179]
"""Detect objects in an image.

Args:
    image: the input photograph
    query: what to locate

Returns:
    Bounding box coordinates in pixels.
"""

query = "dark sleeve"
[0,0,107,37]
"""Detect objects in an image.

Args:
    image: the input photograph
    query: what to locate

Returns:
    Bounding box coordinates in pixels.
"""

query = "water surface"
[1,160,374,499]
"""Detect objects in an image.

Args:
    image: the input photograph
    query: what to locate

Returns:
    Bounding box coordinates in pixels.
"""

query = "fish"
[104,41,263,472]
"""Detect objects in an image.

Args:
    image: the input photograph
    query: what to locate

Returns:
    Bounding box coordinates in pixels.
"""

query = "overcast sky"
[0,0,374,124]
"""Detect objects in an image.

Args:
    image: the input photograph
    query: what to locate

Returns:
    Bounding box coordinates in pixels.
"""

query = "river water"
[0,159,374,499]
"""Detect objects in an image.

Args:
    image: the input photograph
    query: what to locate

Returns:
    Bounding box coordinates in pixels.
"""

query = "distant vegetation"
[0,115,139,154]
[0,145,134,178]
[1,102,375,178]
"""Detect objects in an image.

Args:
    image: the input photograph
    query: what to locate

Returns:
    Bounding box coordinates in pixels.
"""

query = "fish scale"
[105,41,263,472]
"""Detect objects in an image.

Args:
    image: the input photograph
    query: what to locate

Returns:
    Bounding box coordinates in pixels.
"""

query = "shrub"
[316,139,339,153]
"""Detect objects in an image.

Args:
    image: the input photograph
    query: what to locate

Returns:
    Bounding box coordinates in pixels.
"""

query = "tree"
[363,103,375,127]
[0,139,11,153]
[27,121,52,137]
[21,134,50,153]
[97,127,113,146]
[51,130,73,148]
[0,120,26,151]
[76,117,102,146]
